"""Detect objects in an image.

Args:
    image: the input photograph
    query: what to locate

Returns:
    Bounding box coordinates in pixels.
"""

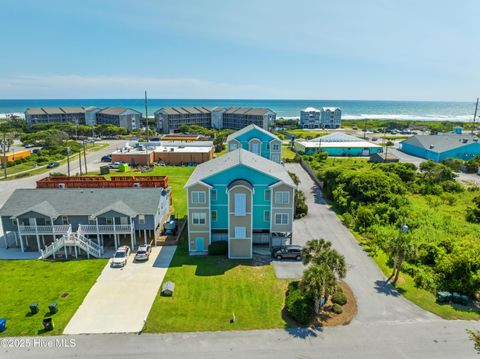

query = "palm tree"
[302,239,346,279]
[467,329,480,353]
[386,233,416,285]
[301,264,337,314]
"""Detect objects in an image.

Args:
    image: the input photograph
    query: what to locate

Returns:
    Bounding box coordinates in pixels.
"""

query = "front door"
[196,237,204,252]
[28,218,35,226]
[251,142,260,155]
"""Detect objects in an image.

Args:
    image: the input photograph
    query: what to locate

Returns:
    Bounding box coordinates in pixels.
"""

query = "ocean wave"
[278,114,474,122]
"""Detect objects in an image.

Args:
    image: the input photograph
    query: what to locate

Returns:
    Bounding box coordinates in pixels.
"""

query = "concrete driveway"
[281,163,436,324]
[64,245,176,334]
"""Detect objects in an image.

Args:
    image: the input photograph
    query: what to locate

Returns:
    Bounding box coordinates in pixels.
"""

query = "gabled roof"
[302,107,320,112]
[91,200,137,218]
[185,148,295,188]
[400,134,480,153]
[0,188,167,218]
[98,107,141,115]
[226,124,280,142]
[223,107,274,116]
[310,132,363,143]
[154,107,211,115]
[25,107,91,115]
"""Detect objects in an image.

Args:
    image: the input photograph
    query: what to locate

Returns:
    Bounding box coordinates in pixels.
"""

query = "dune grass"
[0,259,107,336]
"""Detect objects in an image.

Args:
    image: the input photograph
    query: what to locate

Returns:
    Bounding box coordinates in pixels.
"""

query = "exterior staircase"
[40,230,103,259]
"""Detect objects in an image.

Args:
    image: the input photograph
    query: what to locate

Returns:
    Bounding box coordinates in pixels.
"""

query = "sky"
[0,0,479,101]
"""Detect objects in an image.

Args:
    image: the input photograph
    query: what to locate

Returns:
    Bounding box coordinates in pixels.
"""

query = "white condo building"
[300,107,341,129]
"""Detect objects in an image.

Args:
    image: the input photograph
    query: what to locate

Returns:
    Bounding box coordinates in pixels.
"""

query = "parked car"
[32,148,41,154]
[24,143,34,148]
[101,154,112,162]
[111,246,131,267]
[134,244,152,262]
[272,245,303,261]
[156,161,166,166]
[46,162,60,169]
[163,215,177,235]
[108,161,123,169]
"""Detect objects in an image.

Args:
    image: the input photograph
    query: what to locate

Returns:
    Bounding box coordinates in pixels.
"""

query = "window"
[264,189,271,201]
[191,191,206,204]
[264,211,270,222]
[61,216,69,225]
[106,218,113,225]
[275,213,289,225]
[88,218,95,225]
[272,143,280,151]
[229,143,238,151]
[211,189,217,201]
[11,219,17,226]
[211,210,217,222]
[275,191,290,205]
[234,226,246,239]
[139,215,145,224]
[192,212,207,225]
[234,193,247,216]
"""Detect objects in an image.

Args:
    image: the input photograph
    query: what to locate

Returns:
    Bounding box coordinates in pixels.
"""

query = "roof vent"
[462,138,468,143]
[57,183,65,189]
[429,145,435,149]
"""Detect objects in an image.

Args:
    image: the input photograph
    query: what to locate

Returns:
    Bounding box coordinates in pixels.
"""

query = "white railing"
[78,224,132,234]
[19,224,71,235]
[40,229,102,259]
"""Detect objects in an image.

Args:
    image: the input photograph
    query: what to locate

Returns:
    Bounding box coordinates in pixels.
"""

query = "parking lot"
[64,245,176,334]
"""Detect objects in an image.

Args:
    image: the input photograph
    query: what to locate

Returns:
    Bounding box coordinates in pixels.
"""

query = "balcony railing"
[78,224,133,235]
[18,224,71,235]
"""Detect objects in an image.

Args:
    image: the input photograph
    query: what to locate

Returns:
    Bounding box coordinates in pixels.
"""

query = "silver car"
[111,246,130,267]
[134,245,152,262]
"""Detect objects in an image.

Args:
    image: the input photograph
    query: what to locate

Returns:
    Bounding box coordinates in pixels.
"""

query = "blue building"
[400,134,480,162]
[226,124,283,163]
[294,132,382,156]
[185,148,296,259]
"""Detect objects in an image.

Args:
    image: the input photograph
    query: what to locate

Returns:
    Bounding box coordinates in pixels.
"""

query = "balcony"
[18,225,71,235]
[78,224,133,235]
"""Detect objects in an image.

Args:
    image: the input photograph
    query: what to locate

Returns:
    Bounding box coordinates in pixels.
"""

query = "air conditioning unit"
[133,182,141,188]
[57,183,65,189]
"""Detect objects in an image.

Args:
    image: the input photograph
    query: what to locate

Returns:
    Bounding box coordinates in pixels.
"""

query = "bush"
[285,281,314,325]
[331,291,347,306]
[208,241,228,256]
[332,303,343,314]
[294,190,308,219]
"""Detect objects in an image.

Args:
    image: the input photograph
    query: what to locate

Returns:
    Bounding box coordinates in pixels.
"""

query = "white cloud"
[0,74,285,99]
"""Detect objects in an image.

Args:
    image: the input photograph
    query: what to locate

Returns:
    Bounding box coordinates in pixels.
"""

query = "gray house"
[0,188,170,258]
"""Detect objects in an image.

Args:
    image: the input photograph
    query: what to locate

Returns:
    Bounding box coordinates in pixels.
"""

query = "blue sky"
[0,0,478,100]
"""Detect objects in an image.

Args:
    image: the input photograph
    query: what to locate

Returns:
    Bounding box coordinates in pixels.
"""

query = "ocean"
[0,99,476,122]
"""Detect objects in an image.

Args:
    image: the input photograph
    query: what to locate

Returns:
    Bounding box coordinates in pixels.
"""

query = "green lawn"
[105,166,195,218]
[0,259,107,336]
[282,145,296,160]
[144,239,290,332]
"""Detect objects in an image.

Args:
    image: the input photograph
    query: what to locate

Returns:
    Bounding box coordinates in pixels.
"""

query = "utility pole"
[364,118,367,139]
[66,147,71,176]
[2,133,7,179]
[78,146,83,175]
[472,97,479,135]
[144,90,149,139]
[83,140,88,174]
[383,127,388,161]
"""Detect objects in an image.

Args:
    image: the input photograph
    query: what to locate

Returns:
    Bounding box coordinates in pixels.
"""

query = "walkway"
[282,163,436,324]
[63,245,176,334]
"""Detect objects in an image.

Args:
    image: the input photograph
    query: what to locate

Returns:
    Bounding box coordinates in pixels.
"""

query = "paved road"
[2,320,478,359]
[282,163,436,324]
[64,246,176,334]
[0,140,124,237]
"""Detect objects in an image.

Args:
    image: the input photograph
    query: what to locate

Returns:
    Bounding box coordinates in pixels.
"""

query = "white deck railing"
[78,224,133,234]
[19,224,71,235]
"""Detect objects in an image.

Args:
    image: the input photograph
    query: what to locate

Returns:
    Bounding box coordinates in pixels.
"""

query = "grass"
[144,239,290,332]
[282,145,296,161]
[0,259,107,336]
[285,129,327,139]
[104,166,195,218]
[371,250,480,320]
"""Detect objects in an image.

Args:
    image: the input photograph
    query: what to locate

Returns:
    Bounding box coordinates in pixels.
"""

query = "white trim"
[192,212,207,225]
[184,180,213,189]
[269,181,296,190]
[187,189,191,253]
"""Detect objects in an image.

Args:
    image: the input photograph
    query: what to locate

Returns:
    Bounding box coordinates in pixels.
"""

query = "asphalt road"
[0,140,124,236]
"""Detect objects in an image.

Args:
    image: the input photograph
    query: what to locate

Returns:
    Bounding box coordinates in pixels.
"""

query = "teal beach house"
[226,124,283,163]
[185,148,296,259]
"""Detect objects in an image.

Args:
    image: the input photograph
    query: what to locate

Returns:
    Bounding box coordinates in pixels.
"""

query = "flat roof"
[296,140,381,148]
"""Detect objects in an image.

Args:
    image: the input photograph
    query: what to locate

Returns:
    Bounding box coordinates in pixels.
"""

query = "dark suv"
[272,245,303,261]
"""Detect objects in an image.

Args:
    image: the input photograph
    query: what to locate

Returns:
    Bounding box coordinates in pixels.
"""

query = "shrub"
[285,281,314,325]
[342,212,354,228]
[207,241,228,256]
[294,190,308,219]
[331,291,347,306]
[332,303,343,314]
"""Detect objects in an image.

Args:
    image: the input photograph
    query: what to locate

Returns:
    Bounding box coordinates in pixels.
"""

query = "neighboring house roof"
[310,132,363,143]
[25,107,90,115]
[98,107,141,115]
[0,188,167,218]
[185,148,295,188]
[296,140,381,149]
[302,107,320,112]
[223,107,274,116]
[154,107,211,115]
[226,124,280,142]
[400,134,480,153]
[91,200,137,218]
[13,201,60,219]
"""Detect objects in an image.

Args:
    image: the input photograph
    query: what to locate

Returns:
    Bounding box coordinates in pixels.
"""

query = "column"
[130,217,135,250]
[95,217,100,245]
[74,245,78,259]
[144,229,147,245]
[33,218,41,252]
[113,220,117,249]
